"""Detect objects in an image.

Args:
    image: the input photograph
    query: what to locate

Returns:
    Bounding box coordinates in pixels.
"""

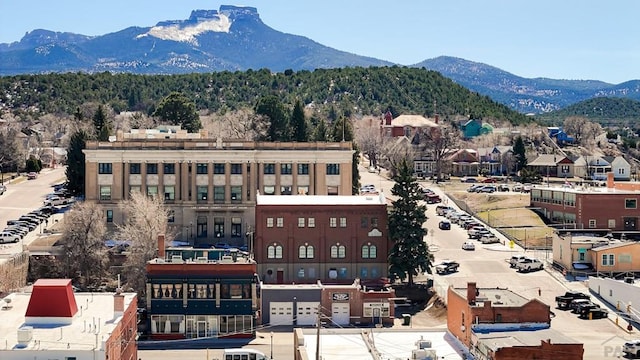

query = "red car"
[482,178,497,183]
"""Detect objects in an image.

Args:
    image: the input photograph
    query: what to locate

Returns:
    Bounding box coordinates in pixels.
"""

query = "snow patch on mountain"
[137,15,232,45]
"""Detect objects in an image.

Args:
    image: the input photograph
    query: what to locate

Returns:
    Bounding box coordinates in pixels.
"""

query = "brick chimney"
[467,282,477,304]
[384,111,393,125]
[114,288,125,318]
[157,234,166,259]
[607,172,614,189]
[434,114,439,124]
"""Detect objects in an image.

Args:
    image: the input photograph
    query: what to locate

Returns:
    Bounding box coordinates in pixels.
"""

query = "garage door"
[331,302,350,326]
[270,302,293,326]
[296,302,319,326]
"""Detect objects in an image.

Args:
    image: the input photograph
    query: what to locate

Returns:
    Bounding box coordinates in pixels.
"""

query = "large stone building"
[83,128,354,248]
[254,193,389,284]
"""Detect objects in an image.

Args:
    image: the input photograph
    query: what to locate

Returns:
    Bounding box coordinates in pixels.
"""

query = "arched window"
[306,245,314,259]
[331,244,346,258]
[298,245,314,259]
[268,244,283,259]
[361,244,377,259]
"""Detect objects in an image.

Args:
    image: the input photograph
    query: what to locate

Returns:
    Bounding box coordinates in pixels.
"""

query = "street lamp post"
[270,331,274,359]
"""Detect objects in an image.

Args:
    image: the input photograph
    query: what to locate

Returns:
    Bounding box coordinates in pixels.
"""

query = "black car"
[439,220,451,230]
[436,260,460,274]
[580,307,608,319]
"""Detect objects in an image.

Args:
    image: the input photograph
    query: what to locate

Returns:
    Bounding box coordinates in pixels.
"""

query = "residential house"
[254,193,390,285]
[589,241,640,275]
[461,119,492,139]
[603,156,631,181]
[552,234,613,273]
[477,146,513,176]
[574,155,612,181]
[446,149,479,177]
[548,126,574,145]
[526,154,574,179]
[380,113,439,139]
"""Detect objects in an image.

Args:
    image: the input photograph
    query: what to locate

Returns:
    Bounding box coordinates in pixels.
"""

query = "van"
[0,232,19,244]
[223,348,270,360]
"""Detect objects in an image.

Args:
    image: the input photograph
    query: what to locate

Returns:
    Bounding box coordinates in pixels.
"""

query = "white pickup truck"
[44,195,73,206]
[515,257,543,272]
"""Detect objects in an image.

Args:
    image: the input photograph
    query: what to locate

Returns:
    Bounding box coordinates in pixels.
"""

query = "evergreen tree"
[255,95,290,141]
[513,136,527,173]
[312,119,328,141]
[388,158,433,286]
[153,92,202,133]
[25,156,41,173]
[93,105,107,139]
[66,130,88,197]
[330,117,353,142]
[291,99,309,142]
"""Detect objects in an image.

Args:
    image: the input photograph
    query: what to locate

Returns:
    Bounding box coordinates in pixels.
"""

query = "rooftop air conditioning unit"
[17,326,33,346]
[196,257,208,263]
[221,255,234,263]
[171,255,184,263]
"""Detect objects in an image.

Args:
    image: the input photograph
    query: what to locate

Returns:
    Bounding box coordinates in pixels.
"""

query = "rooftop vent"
[17,326,33,347]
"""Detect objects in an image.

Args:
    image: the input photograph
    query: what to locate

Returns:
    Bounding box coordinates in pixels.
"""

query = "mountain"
[414,56,640,114]
[0,6,392,75]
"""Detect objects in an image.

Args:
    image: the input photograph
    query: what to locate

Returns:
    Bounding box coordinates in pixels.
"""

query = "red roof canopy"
[25,279,78,318]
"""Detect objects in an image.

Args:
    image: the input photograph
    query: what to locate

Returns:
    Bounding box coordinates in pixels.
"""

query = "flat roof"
[452,287,529,307]
[0,291,136,351]
[475,328,582,350]
[532,185,640,195]
[300,328,468,360]
[256,194,386,206]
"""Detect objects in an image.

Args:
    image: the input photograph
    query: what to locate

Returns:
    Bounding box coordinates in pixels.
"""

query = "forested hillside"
[537,97,640,128]
[0,67,531,124]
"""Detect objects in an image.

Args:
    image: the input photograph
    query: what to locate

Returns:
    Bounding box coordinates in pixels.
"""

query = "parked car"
[467,185,483,193]
[469,228,491,239]
[460,177,478,183]
[580,307,608,319]
[435,260,460,274]
[479,234,500,244]
[461,241,475,250]
[0,232,19,243]
[425,194,442,204]
[439,220,451,230]
[479,185,497,193]
[515,257,543,272]
[482,178,497,183]
[27,172,38,180]
[555,291,590,310]
[623,339,640,358]
[436,205,454,216]
[498,184,510,192]
[0,184,6,195]
[509,255,528,268]
[512,184,523,192]
[44,195,72,206]
[569,299,593,313]
[577,303,601,317]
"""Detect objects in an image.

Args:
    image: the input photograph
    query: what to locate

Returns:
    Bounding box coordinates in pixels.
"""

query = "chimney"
[384,111,392,125]
[113,289,125,318]
[607,172,614,189]
[467,282,477,304]
[434,114,439,124]
[157,234,166,259]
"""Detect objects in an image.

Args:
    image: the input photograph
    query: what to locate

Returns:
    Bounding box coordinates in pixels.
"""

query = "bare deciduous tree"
[59,202,108,287]
[380,137,416,177]
[354,116,383,168]
[202,109,268,140]
[117,191,172,295]
[418,123,461,181]
[563,116,601,146]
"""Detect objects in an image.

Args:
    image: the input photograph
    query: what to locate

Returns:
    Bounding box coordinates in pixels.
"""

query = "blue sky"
[1,1,638,83]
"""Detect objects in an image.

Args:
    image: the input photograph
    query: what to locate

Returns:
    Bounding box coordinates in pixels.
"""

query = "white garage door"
[332,302,350,326]
[296,302,319,326]
[270,302,293,326]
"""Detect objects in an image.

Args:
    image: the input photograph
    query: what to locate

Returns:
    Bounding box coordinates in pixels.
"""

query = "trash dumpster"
[402,314,411,326]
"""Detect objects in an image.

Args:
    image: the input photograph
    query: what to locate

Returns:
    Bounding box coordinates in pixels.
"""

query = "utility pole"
[315,304,321,360]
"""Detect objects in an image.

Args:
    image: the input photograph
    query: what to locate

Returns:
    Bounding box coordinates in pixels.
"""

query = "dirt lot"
[437,180,553,247]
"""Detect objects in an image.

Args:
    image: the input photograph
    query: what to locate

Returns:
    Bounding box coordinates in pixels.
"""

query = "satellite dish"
[3,298,11,304]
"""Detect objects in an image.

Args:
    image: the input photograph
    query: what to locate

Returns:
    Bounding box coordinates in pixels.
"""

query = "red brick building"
[255,194,390,284]
[447,283,551,346]
[473,328,584,360]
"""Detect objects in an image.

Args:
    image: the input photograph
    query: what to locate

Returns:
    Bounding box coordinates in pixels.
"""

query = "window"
[100,186,111,200]
[297,186,309,195]
[602,253,615,266]
[196,163,208,174]
[299,245,314,259]
[98,163,112,174]
[163,163,175,174]
[280,186,292,195]
[263,185,275,195]
[561,165,570,174]
[326,164,340,175]
[164,185,175,201]
[327,186,339,195]
[266,218,274,228]
[371,217,379,227]
[106,210,113,223]
[329,217,337,227]
[147,163,158,174]
[578,252,585,261]
[264,163,276,174]
[625,199,637,209]
[167,210,175,223]
[298,218,305,228]
[231,163,242,174]
[298,163,309,175]
[213,163,225,174]
[619,168,626,175]
[362,244,377,259]
[231,218,241,238]
[308,218,315,228]
[231,186,242,202]
[588,219,596,228]
[608,219,616,228]
[197,186,208,201]
[276,217,284,228]
[147,185,158,198]
[281,163,292,175]
[330,244,346,258]
[298,268,305,279]
[339,217,347,227]
[130,163,141,174]
[130,185,140,194]
[361,217,368,228]
[267,244,283,259]
[214,218,224,238]
[214,186,225,203]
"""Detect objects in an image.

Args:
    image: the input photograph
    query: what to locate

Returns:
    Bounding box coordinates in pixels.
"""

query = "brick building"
[447,283,551,347]
[473,328,583,360]
[254,193,389,284]
[145,235,259,340]
[83,128,354,248]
